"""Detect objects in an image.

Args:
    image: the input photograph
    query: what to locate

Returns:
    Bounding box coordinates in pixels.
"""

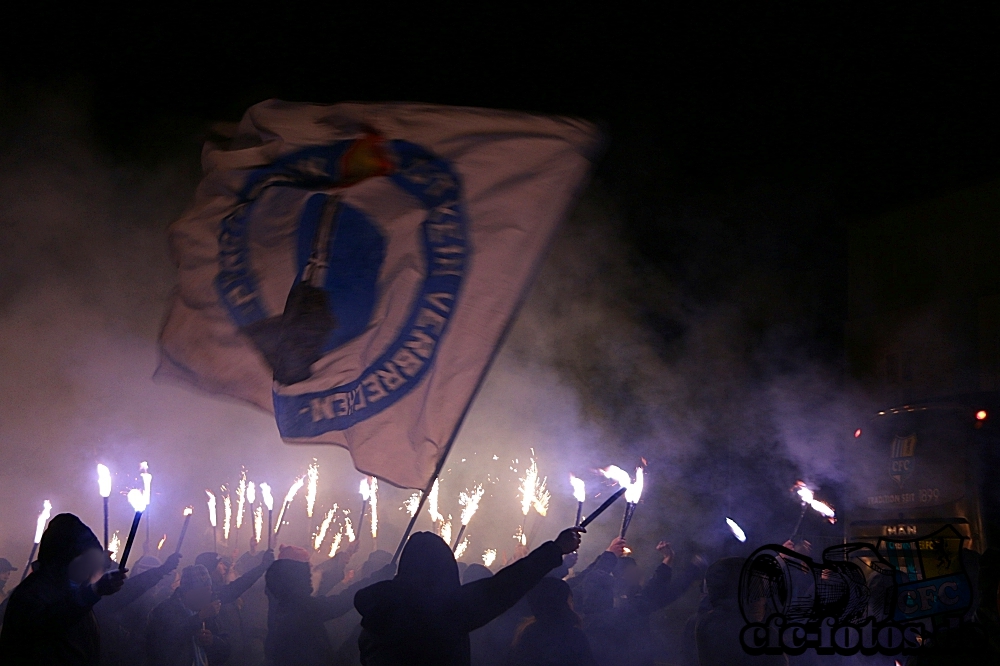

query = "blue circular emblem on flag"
[213,136,468,436]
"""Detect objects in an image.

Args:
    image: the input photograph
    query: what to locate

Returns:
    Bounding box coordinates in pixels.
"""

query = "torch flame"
[344,516,356,543]
[482,549,496,567]
[428,479,442,523]
[260,482,274,511]
[34,500,52,544]
[127,488,147,512]
[726,517,747,542]
[306,460,319,518]
[359,478,371,501]
[315,508,336,551]
[205,490,217,528]
[157,534,167,550]
[459,484,485,526]
[793,481,837,523]
[236,472,247,529]
[284,476,305,504]
[139,462,152,506]
[247,481,256,505]
[329,530,343,557]
[97,464,112,498]
[108,531,121,562]
[222,492,232,540]
[513,525,527,547]
[403,492,420,517]
[454,537,469,559]
[183,506,193,517]
[569,475,586,503]
[625,467,644,503]
[254,505,263,543]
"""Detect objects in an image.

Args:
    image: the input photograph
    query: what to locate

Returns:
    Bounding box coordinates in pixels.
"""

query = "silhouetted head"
[133,555,161,576]
[615,556,641,591]
[362,549,393,578]
[396,532,460,594]
[705,557,745,604]
[178,564,214,612]
[38,513,103,583]
[462,563,493,584]
[266,559,312,602]
[526,577,578,626]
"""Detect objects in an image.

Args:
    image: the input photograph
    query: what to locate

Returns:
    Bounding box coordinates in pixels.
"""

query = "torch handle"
[21,543,38,582]
[620,502,637,539]
[103,497,109,551]
[575,502,583,528]
[579,487,627,529]
[358,500,369,540]
[120,511,143,571]
[175,515,191,555]
[452,524,467,552]
[789,503,808,542]
[267,509,273,550]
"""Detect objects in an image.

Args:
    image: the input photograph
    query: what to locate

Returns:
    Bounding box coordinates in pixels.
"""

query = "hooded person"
[146,564,230,666]
[509,577,597,666]
[0,513,127,665]
[266,544,394,666]
[196,548,273,665]
[354,527,583,666]
[0,558,17,604]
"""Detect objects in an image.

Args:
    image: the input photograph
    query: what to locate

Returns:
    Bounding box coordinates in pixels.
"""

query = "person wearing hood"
[354,526,583,666]
[0,558,17,604]
[0,513,126,665]
[264,545,394,666]
[509,576,597,666]
[195,549,273,664]
[146,564,230,666]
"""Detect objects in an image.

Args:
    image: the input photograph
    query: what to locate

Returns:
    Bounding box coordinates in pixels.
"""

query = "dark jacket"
[146,592,230,666]
[97,560,177,666]
[509,621,597,666]
[0,514,105,666]
[355,532,564,666]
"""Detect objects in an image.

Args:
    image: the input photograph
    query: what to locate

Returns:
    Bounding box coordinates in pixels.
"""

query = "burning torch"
[790,480,836,542]
[120,488,148,571]
[174,506,194,554]
[453,484,484,552]
[274,476,304,542]
[206,490,217,552]
[21,500,52,581]
[601,465,644,538]
[97,464,112,550]
[570,475,586,527]
[260,482,274,550]
[140,462,152,549]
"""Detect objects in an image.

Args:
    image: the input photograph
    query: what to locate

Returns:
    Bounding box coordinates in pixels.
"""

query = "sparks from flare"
[328,530,344,557]
[260,483,274,512]
[428,479,443,523]
[34,500,53,543]
[513,525,527,547]
[222,491,232,541]
[157,534,167,550]
[97,464,112,498]
[276,476,305,532]
[344,516,356,543]
[454,537,469,559]
[459,484,484,526]
[439,517,452,546]
[306,460,319,518]
[403,492,421,517]
[254,506,263,543]
[726,518,747,542]
[482,549,496,567]
[108,531,121,562]
[315,508,337,551]
[370,477,379,538]
[793,481,837,523]
[205,490,217,528]
[519,458,550,517]
[235,470,247,529]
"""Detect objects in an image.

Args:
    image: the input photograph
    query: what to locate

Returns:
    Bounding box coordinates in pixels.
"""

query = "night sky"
[2,5,999,572]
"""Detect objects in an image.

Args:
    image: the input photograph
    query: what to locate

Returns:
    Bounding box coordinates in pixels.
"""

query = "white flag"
[158,100,600,488]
